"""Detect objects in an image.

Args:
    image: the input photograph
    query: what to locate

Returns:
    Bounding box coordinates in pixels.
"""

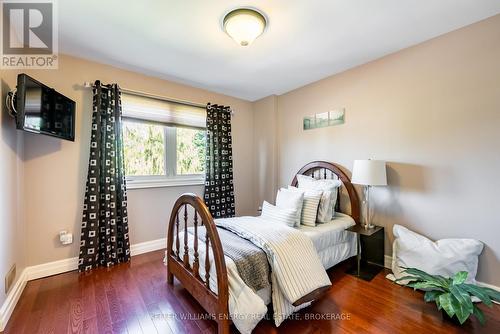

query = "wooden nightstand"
[346,224,385,281]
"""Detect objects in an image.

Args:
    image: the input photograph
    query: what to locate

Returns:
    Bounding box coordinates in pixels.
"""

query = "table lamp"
[351,160,387,229]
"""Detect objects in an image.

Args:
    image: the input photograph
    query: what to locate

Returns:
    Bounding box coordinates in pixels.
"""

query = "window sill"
[126,177,205,190]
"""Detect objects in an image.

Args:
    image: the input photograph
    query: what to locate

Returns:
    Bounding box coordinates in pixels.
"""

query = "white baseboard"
[0,238,166,332]
[384,255,392,269]
[130,238,166,256]
[21,238,167,282]
[25,257,78,281]
[0,269,27,332]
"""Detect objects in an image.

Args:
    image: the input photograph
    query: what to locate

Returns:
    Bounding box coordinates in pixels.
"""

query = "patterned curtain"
[204,103,235,218]
[78,81,130,272]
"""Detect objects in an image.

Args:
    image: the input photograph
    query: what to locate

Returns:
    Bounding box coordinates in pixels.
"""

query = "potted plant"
[397,268,500,325]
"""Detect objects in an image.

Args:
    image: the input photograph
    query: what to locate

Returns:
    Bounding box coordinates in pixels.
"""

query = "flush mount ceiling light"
[222,8,267,47]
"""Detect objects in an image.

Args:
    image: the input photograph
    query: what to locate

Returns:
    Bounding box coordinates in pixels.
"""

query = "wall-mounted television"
[15,74,75,141]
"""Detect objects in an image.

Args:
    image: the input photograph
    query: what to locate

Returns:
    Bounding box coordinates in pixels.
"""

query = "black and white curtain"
[78,81,130,272]
[204,103,235,218]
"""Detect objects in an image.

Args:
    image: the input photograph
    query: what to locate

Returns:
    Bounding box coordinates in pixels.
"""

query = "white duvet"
[216,216,332,326]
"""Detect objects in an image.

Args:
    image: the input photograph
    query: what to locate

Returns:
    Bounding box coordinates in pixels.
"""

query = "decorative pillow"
[296,174,342,223]
[276,188,304,227]
[261,201,297,227]
[287,186,322,227]
[387,225,484,284]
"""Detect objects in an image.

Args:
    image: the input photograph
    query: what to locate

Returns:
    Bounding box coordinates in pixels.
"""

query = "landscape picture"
[303,108,345,130]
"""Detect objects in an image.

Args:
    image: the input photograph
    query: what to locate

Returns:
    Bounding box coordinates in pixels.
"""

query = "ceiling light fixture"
[222,8,267,47]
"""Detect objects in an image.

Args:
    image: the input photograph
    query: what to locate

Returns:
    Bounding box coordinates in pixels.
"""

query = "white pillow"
[387,225,484,284]
[296,174,342,223]
[261,201,297,227]
[276,188,304,227]
[287,186,322,227]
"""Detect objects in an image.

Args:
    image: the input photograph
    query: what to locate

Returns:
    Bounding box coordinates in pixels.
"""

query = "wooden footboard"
[166,193,230,334]
[167,189,343,332]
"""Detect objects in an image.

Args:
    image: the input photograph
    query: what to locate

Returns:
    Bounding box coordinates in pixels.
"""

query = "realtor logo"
[1,0,58,69]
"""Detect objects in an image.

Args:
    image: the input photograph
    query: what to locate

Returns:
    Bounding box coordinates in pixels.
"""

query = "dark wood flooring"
[4,250,499,333]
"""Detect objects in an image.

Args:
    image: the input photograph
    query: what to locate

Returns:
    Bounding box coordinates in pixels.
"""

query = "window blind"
[121,93,206,129]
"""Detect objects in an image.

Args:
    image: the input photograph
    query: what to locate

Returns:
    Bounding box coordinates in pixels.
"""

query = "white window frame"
[124,119,206,190]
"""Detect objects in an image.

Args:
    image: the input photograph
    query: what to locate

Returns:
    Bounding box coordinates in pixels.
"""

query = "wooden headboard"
[291,161,360,224]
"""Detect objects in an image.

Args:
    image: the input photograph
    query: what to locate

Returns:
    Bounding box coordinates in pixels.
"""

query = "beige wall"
[274,15,500,285]
[0,80,25,306]
[253,95,278,210]
[1,55,255,267]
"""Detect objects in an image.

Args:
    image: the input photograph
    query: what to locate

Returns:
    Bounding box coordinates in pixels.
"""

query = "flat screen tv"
[15,74,75,141]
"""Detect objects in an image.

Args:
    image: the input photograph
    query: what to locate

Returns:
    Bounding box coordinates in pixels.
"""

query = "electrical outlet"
[5,264,16,294]
[59,230,73,245]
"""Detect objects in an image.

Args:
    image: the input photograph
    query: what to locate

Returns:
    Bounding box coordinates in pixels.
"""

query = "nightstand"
[346,224,385,281]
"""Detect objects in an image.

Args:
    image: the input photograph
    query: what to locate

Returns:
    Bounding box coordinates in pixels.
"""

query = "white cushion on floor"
[386,224,483,284]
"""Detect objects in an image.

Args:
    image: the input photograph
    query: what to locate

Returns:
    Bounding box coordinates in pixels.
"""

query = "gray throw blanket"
[188,226,270,292]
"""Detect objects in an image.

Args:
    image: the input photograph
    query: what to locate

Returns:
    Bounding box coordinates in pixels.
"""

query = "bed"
[166,161,360,333]
[299,212,358,270]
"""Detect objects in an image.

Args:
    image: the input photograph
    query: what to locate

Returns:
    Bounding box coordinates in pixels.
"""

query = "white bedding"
[216,216,331,327]
[299,213,357,269]
[173,213,357,334]
[256,213,357,304]
[298,212,356,253]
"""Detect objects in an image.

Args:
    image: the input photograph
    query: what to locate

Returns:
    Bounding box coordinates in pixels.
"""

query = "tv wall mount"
[6,89,17,118]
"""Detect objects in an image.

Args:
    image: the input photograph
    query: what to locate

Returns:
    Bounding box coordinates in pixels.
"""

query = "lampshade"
[223,8,267,46]
[351,160,387,186]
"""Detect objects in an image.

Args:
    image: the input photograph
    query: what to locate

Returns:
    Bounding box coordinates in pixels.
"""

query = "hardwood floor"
[4,250,499,333]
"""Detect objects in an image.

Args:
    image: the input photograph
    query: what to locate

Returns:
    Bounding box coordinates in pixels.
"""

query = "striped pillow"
[287,186,323,226]
[261,201,297,227]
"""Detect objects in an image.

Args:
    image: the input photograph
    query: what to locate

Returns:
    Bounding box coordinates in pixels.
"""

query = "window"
[176,127,206,175]
[123,121,166,176]
[121,93,206,189]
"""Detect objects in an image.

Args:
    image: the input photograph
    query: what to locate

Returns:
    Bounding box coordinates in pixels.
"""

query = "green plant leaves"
[462,284,493,306]
[401,268,449,288]
[396,268,499,326]
[408,282,445,290]
[452,271,468,285]
[472,305,485,326]
[438,293,455,318]
[481,287,500,303]
[449,285,474,324]
[424,290,442,302]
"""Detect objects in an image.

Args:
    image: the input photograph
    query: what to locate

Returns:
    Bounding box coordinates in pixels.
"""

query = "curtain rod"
[82,81,208,110]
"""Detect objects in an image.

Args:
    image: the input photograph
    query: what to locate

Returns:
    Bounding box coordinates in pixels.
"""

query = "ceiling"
[59,1,500,101]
